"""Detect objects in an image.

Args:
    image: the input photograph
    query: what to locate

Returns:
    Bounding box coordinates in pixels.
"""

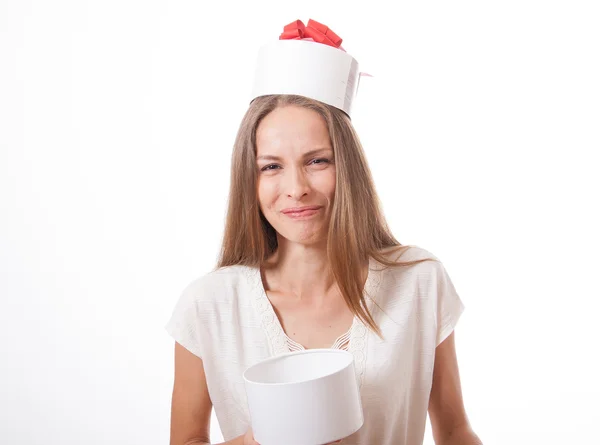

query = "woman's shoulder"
[166,264,261,358]
[373,244,451,292]
[371,245,459,317]
[375,244,442,265]
[178,264,258,305]
[374,244,459,298]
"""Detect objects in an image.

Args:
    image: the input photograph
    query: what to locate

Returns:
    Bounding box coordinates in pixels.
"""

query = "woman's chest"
[264,289,356,350]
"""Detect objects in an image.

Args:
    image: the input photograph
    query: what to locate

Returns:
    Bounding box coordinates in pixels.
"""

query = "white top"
[165,245,465,445]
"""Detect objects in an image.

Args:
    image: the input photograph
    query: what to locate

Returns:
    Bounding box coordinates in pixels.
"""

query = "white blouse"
[165,245,465,444]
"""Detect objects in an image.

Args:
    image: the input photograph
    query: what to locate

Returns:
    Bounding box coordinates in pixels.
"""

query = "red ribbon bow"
[279,19,343,49]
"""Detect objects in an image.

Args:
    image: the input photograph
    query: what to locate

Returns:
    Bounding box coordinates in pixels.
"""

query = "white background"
[1,1,599,444]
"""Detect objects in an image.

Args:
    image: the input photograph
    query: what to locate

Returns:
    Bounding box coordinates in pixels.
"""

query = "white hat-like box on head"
[243,349,364,445]
[250,39,360,116]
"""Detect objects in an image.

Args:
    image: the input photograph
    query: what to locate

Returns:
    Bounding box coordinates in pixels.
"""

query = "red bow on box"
[279,19,343,49]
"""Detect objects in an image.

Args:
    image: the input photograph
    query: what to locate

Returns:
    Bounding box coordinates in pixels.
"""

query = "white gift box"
[243,349,364,445]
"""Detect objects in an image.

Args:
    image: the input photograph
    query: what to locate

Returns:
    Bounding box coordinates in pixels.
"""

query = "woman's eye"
[260,159,330,172]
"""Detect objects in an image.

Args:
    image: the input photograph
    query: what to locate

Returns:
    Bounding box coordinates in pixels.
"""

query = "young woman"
[166,19,482,445]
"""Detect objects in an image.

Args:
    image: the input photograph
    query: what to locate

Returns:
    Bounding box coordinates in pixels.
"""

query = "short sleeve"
[164,278,205,359]
[432,260,465,346]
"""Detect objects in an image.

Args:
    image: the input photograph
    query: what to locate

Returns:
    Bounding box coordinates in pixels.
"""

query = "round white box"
[243,349,364,445]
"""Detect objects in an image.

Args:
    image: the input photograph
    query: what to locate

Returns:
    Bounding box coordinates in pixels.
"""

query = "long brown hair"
[217,95,434,336]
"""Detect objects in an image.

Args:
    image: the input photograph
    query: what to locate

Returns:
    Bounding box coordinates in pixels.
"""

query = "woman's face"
[255,105,336,246]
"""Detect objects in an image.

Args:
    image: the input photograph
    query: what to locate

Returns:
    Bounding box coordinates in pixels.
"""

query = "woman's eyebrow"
[256,148,333,162]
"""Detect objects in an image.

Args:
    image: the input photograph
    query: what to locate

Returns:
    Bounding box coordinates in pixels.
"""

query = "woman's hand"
[242,428,343,445]
[242,428,260,445]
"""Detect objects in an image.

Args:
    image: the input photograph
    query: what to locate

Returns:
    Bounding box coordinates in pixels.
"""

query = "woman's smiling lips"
[281,205,322,219]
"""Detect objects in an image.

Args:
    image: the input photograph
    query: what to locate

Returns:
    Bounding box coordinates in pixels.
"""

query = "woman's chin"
[277,228,327,245]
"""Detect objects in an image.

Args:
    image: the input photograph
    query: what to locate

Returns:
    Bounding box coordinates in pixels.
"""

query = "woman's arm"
[428,332,483,445]
[170,341,213,444]
[170,342,253,445]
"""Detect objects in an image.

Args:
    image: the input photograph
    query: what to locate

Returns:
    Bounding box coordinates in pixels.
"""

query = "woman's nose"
[285,167,310,200]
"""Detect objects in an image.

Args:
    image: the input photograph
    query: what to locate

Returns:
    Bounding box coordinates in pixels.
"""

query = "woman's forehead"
[256,106,331,156]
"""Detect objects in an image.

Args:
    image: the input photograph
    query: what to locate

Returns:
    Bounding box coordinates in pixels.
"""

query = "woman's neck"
[263,240,336,301]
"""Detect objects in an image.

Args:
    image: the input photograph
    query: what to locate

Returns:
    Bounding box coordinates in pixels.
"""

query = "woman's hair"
[217,94,433,336]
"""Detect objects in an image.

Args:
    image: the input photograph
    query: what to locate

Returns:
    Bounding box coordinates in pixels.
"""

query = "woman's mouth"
[281,206,322,219]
